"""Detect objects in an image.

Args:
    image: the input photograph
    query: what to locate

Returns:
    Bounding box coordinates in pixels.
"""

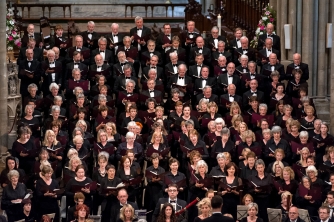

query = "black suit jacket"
[179,30,200,49]
[240,72,264,92]
[21,33,42,48]
[164,61,185,75]
[194,77,217,93]
[152,198,187,222]
[140,50,163,68]
[286,63,309,81]
[211,51,232,65]
[202,213,235,222]
[167,75,193,96]
[242,90,265,109]
[257,48,280,68]
[105,33,125,52]
[18,59,41,96]
[140,90,163,108]
[89,64,111,81]
[235,47,256,66]
[189,46,212,66]
[65,46,90,65]
[90,48,114,65]
[129,26,152,51]
[196,93,218,105]
[165,47,186,63]
[188,64,209,80]
[217,73,241,95]
[205,35,228,51]
[112,62,136,79]
[220,93,242,114]
[41,60,63,92]
[155,33,173,55]
[116,46,139,62]
[65,62,89,80]
[110,201,138,222]
[113,75,139,94]
[80,31,99,50]
[229,38,241,50]
[18,47,43,64]
[257,33,281,52]
[261,63,286,81]
[142,66,164,83]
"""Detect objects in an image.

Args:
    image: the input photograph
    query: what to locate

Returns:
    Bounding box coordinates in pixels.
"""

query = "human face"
[256,164,264,174]
[73,53,81,62]
[26,107,33,116]
[250,80,258,90]
[192,156,201,166]
[288,207,299,220]
[301,150,309,160]
[294,73,301,81]
[241,39,248,48]
[165,206,173,217]
[248,207,257,217]
[196,37,204,48]
[265,39,273,49]
[273,132,281,140]
[27,25,34,34]
[75,37,83,48]
[275,164,282,175]
[227,63,235,75]
[319,209,329,221]
[198,165,206,174]
[76,168,85,179]
[44,172,52,180]
[306,158,315,166]
[135,19,143,28]
[293,54,301,65]
[263,132,271,140]
[227,166,235,176]
[147,80,155,90]
[307,170,316,180]
[245,137,253,144]
[123,158,131,168]
[170,162,179,172]
[29,87,37,97]
[209,106,216,113]
[266,24,274,34]
[261,121,269,130]
[183,107,190,116]
[26,49,34,60]
[152,158,159,167]
[23,203,32,212]
[47,133,55,143]
[154,135,162,144]
[244,197,252,205]
[100,133,107,142]
[300,136,308,144]
[239,124,246,133]
[98,41,107,50]
[235,30,242,39]
[78,208,87,218]
[201,68,209,78]
[187,21,195,32]
[259,106,267,116]
[269,54,277,64]
[200,204,210,215]
[167,186,178,199]
[240,57,248,67]
[118,53,126,62]
[11,176,18,186]
[126,83,134,93]
[172,41,180,48]
[275,152,283,161]
[321,124,328,134]
[127,153,134,162]
[87,23,95,32]
[195,55,204,65]
[277,86,284,94]
[163,25,171,35]
[124,207,132,219]
[56,29,63,37]
[47,53,55,62]
[107,168,115,178]
[95,55,103,66]
[302,178,310,188]
[282,170,290,181]
[147,42,155,52]
[327,194,334,205]
[217,43,225,52]
[284,108,292,117]
[218,57,227,66]
[203,89,212,98]
[190,134,198,144]
[75,140,83,150]
[217,157,225,168]
[7,159,15,170]
[118,191,128,204]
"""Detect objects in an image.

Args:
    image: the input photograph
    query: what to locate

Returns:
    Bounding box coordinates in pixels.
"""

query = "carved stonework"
[7,62,21,151]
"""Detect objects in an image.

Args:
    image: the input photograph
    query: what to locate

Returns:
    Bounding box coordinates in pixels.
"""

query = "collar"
[168,198,177,202]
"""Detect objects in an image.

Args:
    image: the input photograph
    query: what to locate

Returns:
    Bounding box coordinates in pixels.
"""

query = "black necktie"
[100,51,105,53]
[120,63,125,66]
[179,77,184,80]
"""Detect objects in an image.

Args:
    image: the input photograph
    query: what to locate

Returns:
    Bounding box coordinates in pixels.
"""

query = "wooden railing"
[13,3,187,23]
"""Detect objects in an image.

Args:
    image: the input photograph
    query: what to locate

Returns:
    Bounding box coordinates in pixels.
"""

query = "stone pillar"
[317,0,328,97]
[330,0,334,133]
[288,0,297,60]
[280,0,288,61]
[0,0,8,154]
[301,0,314,96]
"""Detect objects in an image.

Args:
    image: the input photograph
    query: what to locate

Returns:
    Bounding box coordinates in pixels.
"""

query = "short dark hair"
[211,195,223,209]
[328,190,334,198]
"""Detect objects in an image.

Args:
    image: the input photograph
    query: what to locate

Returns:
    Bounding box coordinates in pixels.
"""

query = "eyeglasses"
[168,189,177,192]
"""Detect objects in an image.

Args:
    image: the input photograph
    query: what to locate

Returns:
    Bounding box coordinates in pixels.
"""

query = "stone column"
[330,0,334,133]
[0,0,8,154]
[288,0,297,60]
[301,0,314,95]
[317,0,328,97]
[280,0,288,61]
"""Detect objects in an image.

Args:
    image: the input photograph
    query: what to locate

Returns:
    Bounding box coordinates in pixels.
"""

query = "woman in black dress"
[19,104,41,139]
[1,169,28,222]
[42,129,63,177]
[163,158,187,199]
[35,165,60,222]
[240,202,264,222]
[72,204,91,222]
[193,197,212,222]
[0,156,25,188]
[210,127,235,165]
[218,162,243,219]
[116,132,143,164]
[92,152,108,215]
[65,164,95,211]
[95,129,115,164]
[156,203,177,222]
[117,204,137,222]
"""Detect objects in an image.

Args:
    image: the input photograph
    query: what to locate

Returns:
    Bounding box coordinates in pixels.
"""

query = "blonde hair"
[119,204,135,221]
[241,130,255,142]
[43,130,59,146]
[105,122,117,135]
[69,156,82,171]
[197,197,212,215]
[283,166,295,180]
[237,122,248,133]
[150,131,164,144]
[231,114,243,128]
[67,148,78,159]
[229,102,241,116]
[97,129,107,143]
[272,161,284,176]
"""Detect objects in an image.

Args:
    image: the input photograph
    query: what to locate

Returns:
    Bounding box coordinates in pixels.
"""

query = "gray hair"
[127,121,137,129]
[72,68,81,75]
[185,119,194,127]
[240,36,249,42]
[221,127,230,136]
[111,23,119,28]
[98,151,110,160]
[211,26,219,32]
[217,40,226,46]
[54,96,62,102]
[25,104,34,113]
[123,64,132,71]
[87,21,95,26]
[169,52,178,58]
[47,50,55,56]
[76,93,85,100]
[255,159,265,168]
[214,117,225,125]
[247,202,258,212]
[49,83,59,91]
[135,16,143,22]
[171,88,180,95]
[28,83,38,91]
[148,68,157,75]
[271,126,282,134]
[306,165,318,176]
[72,127,85,138]
[259,103,268,110]
[117,51,125,57]
[73,135,84,144]
[7,169,19,181]
[178,64,187,72]
[98,37,107,44]
[98,94,107,102]
[126,79,136,87]
[203,85,212,92]
[195,160,208,174]
[74,87,83,94]
[240,55,249,60]
[51,105,60,113]
[216,153,226,161]
[299,131,309,138]
[125,131,135,139]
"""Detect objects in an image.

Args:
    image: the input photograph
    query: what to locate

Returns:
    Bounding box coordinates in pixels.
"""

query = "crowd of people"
[2,14,332,222]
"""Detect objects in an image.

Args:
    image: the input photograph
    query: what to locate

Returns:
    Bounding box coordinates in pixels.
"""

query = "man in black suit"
[114,64,139,94]
[165,38,187,64]
[142,68,164,88]
[140,79,163,108]
[189,36,212,66]
[196,85,218,106]
[80,21,99,50]
[220,84,242,114]
[202,195,234,222]
[18,48,41,97]
[140,40,163,69]
[65,35,90,65]
[21,24,42,48]
[112,51,136,81]
[286,53,309,81]
[235,54,250,76]
[257,23,281,52]
[212,40,232,66]
[164,52,185,82]
[235,36,256,66]
[152,184,187,222]
[167,64,193,99]
[65,68,89,99]
[205,26,228,52]
[242,79,265,109]
[90,54,111,83]
[41,50,63,96]
[155,23,173,63]
[261,53,285,81]
[90,37,114,65]
[213,55,228,77]
[285,206,305,222]
[317,206,334,222]
[229,27,242,64]
[18,39,43,64]
[129,16,152,52]
[194,67,216,97]
[217,62,241,95]
[110,189,138,222]
[188,54,209,81]
[257,37,280,70]
[65,51,89,81]
[116,36,140,76]
[142,55,164,84]
[105,23,124,55]
[241,61,263,93]
[179,21,200,55]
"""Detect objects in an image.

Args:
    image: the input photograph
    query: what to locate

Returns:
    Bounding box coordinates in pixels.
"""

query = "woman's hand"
[20,152,29,157]
[195,182,203,188]
[81,188,90,193]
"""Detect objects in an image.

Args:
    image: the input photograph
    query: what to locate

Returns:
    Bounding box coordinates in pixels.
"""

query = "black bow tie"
[125,48,129,51]
[151,67,156,69]
[251,91,257,93]
[250,73,256,76]
[100,50,105,53]
[127,93,133,96]
[97,66,102,68]
[77,48,82,50]
[49,62,54,64]
[113,34,118,37]
[29,35,34,38]
[179,77,184,80]
[188,32,194,35]
[149,90,154,93]
[268,34,273,37]
[120,63,125,66]
[243,49,248,51]
[294,64,300,67]
[125,77,131,79]
[198,48,203,51]
[166,34,170,37]
[230,95,234,97]
[228,75,233,78]
[197,65,202,67]
[202,78,207,80]
[27,60,33,62]
[137,28,142,31]
[173,64,177,67]
[268,49,271,52]
[237,39,240,41]
[74,63,80,65]
[170,200,176,203]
